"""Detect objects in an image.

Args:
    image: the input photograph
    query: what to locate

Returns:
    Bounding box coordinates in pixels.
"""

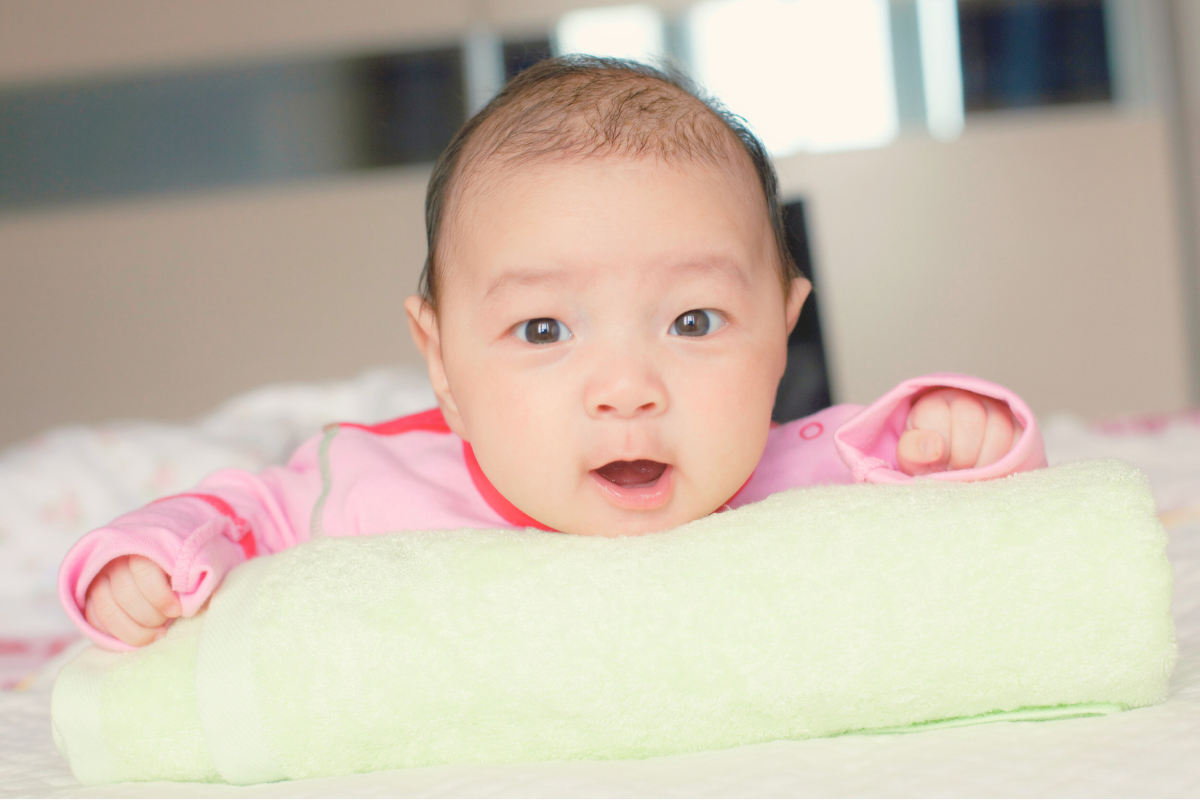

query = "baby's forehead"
[452,74,756,199]
[460,145,758,207]
[439,148,774,299]
[422,65,791,305]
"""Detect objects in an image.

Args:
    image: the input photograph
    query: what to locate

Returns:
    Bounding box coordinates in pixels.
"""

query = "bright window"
[686,0,899,155]
[555,4,667,65]
[918,0,965,141]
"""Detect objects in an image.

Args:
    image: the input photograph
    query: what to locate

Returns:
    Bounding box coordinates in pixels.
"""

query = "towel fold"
[53,460,1177,786]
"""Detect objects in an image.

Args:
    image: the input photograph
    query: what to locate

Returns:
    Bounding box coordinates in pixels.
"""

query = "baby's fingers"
[128,555,181,618]
[107,558,172,629]
[897,429,946,475]
[945,393,988,470]
[85,574,165,647]
[900,390,953,475]
[902,388,1021,475]
[974,397,1016,468]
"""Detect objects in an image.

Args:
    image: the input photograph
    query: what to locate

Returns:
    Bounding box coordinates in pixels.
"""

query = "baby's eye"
[515,318,572,344]
[668,309,725,337]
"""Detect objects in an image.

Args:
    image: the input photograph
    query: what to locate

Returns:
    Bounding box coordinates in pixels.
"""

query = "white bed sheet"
[3,372,1200,797]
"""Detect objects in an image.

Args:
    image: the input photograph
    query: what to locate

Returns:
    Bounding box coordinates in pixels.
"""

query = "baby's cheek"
[467,382,584,510]
[700,357,778,480]
[686,404,771,501]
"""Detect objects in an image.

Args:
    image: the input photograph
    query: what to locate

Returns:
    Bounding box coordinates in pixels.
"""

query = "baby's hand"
[897,388,1023,476]
[85,556,182,647]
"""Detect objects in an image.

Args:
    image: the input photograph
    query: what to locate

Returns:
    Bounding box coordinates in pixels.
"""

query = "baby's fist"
[897,388,1022,476]
[85,555,181,647]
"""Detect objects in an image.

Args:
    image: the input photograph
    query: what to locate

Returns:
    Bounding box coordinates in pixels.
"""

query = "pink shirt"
[59,373,1045,650]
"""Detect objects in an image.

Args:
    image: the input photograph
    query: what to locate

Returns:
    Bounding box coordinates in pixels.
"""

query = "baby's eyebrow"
[482,268,573,300]
[482,255,751,301]
[656,255,753,293]
[682,257,750,285]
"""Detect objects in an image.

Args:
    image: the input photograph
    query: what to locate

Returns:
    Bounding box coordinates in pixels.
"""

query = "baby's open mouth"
[589,460,673,510]
[594,459,668,488]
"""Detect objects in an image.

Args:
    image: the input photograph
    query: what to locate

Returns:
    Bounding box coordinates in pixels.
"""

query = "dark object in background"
[0,47,472,211]
[959,0,1111,111]
[361,48,465,166]
[0,63,347,210]
[504,38,555,82]
[773,200,833,423]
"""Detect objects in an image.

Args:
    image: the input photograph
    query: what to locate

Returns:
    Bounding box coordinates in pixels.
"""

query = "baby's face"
[409,154,808,536]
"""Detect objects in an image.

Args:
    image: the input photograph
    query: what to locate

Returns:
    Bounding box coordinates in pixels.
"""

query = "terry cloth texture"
[52,460,1176,786]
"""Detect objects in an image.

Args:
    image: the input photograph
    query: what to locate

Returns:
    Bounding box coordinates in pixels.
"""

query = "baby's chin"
[550,497,720,538]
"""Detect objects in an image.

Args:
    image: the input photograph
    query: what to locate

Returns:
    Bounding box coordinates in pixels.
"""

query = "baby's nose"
[594,398,659,417]
[586,368,667,419]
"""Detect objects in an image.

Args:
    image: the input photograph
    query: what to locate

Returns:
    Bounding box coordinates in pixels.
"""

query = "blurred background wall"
[1,0,1199,447]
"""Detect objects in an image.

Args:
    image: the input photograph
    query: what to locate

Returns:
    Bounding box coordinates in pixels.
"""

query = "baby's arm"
[60,434,324,650]
[833,373,1045,483]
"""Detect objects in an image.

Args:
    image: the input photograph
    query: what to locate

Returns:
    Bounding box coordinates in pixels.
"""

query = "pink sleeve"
[833,372,1046,485]
[57,435,325,650]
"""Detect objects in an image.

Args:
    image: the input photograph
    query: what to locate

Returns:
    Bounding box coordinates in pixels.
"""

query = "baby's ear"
[404,295,437,358]
[403,296,467,439]
[785,277,811,334]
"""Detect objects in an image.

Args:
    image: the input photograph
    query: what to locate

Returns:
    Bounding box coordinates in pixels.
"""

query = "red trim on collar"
[461,442,557,531]
[336,407,451,436]
[332,408,554,531]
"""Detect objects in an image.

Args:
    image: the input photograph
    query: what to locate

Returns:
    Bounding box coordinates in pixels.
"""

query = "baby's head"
[405,56,810,536]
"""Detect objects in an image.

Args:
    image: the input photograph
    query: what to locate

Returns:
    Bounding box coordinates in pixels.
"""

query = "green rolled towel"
[52,460,1177,786]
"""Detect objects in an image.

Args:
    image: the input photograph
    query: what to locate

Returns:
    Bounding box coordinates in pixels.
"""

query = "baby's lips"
[594,459,669,487]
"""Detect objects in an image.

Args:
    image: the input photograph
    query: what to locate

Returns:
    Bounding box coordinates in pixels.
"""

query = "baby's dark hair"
[419,54,799,309]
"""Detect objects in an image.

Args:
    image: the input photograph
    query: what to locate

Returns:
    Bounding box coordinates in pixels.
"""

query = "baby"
[60,56,1046,650]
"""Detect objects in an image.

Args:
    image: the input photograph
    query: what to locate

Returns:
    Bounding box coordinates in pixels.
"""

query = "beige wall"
[1177,0,1200,244]
[0,0,692,85]
[0,168,432,445]
[1171,0,1200,400]
[777,108,1191,418]
[0,1,470,85]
